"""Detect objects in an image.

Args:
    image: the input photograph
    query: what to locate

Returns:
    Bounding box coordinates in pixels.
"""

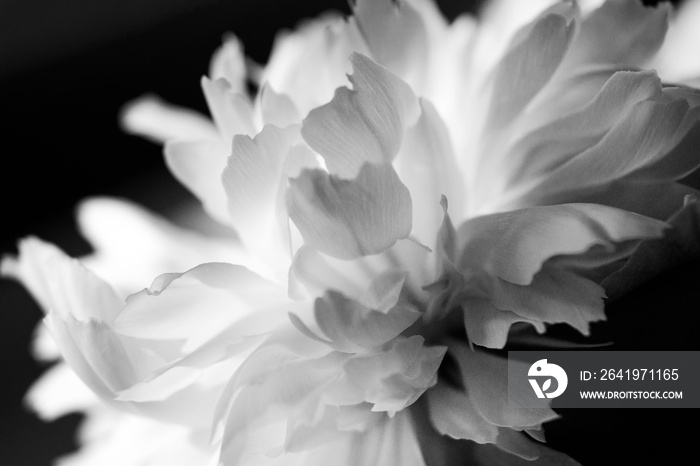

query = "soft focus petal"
[263,13,366,117]
[120,95,219,144]
[201,76,256,143]
[563,0,670,69]
[77,197,248,293]
[351,0,432,87]
[649,0,700,82]
[58,410,218,466]
[2,237,122,322]
[26,362,98,421]
[164,139,231,225]
[259,83,301,127]
[209,34,247,95]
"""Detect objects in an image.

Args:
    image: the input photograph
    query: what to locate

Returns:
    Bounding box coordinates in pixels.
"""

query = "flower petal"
[524,98,690,201]
[52,314,144,392]
[462,298,544,349]
[508,70,662,184]
[339,336,446,414]
[457,203,668,286]
[312,290,421,351]
[25,362,97,421]
[491,266,606,336]
[209,34,247,95]
[2,237,122,322]
[494,428,541,460]
[603,197,700,299]
[263,13,366,117]
[451,343,558,429]
[486,11,575,127]
[120,95,219,144]
[164,138,231,226]
[287,163,413,259]
[259,83,301,127]
[288,245,406,311]
[77,197,250,294]
[222,124,307,267]
[201,76,256,144]
[425,383,498,444]
[649,0,700,81]
[301,53,420,178]
[115,262,286,349]
[564,0,670,69]
[310,412,426,466]
[352,0,429,83]
[395,99,466,243]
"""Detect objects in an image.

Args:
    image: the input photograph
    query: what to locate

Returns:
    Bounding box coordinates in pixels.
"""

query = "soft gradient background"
[1,1,696,465]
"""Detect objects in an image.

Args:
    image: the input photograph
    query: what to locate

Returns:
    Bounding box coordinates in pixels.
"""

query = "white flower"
[4,1,700,465]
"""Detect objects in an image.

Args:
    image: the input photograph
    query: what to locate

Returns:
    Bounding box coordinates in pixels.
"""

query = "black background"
[1,1,695,465]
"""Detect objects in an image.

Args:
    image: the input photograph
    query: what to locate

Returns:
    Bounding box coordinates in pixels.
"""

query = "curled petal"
[462,298,545,349]
[457,203,668,286]
[115,262,286,348]
[77,197,250,294]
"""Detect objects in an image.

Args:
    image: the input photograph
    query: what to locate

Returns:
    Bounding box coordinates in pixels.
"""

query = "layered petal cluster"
[4,1,700,465]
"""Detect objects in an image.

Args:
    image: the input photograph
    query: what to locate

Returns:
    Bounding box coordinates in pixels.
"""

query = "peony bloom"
[3,0,700,465]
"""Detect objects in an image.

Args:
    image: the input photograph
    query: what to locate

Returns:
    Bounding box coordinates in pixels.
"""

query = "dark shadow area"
[546,256,700,465]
